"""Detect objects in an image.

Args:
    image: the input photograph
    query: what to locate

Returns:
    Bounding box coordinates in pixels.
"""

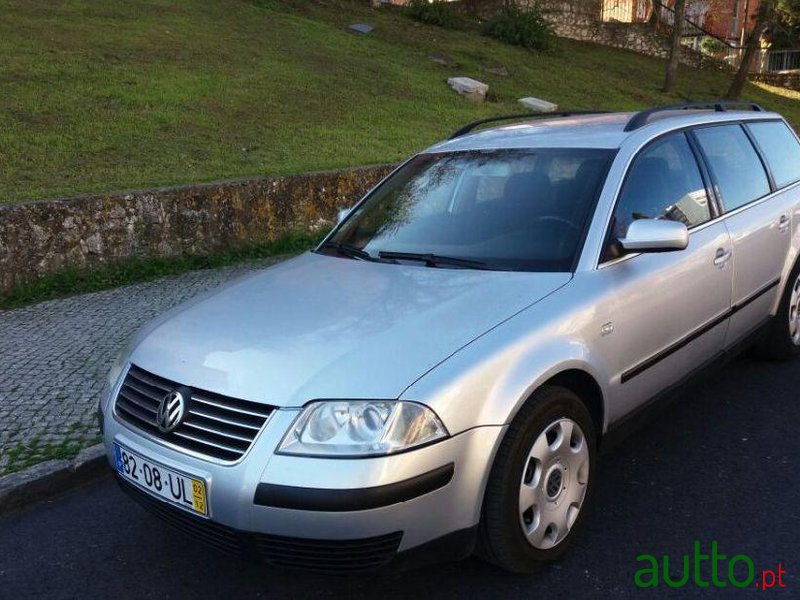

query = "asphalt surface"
[0,354,797,599]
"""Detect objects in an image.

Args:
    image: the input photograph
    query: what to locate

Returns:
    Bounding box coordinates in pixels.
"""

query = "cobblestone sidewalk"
[0,257,284,475]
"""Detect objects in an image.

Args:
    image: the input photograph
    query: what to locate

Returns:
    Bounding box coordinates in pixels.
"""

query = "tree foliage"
[773,0,800,46]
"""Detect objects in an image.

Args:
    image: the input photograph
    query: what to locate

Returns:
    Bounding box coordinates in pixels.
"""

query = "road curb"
[0,444,108,518]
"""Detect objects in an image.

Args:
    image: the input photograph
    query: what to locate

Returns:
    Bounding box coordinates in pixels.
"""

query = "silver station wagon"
[101,102,800,574]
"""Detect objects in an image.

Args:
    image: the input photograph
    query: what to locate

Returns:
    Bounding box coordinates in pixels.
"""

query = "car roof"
[426,109,785,153]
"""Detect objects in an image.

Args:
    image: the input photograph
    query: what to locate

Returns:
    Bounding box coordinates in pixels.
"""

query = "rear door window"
[693,125,771,211]
[747,121,800,188]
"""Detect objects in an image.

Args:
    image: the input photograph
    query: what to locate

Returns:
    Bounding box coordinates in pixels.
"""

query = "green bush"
[482,4,553,51]
[404,0,462,29]
[700,36,727,56]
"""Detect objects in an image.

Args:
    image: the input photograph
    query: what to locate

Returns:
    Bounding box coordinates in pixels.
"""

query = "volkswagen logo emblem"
[157,388,189,433]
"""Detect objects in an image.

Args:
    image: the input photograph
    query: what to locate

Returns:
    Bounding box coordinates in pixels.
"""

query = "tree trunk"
[726,0,775,99]
[726,21,770,99]
[663,0,687,93]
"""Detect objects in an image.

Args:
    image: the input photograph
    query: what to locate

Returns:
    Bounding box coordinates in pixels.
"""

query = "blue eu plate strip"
[113,444,124,474]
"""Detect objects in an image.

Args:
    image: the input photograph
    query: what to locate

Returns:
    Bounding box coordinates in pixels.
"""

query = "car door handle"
[713,248,732,267]
[778,215,790,232]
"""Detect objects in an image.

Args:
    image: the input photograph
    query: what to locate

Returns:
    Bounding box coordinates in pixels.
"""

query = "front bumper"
[104,405,504,571]
[116,474,478,572]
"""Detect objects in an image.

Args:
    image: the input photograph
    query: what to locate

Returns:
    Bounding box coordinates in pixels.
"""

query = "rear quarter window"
[747,121,800,188]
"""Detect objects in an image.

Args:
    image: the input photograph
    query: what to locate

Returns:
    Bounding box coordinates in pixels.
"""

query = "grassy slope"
[1,0,798,204]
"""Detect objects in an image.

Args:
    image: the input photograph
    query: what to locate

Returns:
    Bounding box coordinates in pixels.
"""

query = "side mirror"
[337,207,353,224]
[619,219,688,253]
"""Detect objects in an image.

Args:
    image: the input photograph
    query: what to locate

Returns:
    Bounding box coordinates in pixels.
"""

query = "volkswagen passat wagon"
[101,102,800,573]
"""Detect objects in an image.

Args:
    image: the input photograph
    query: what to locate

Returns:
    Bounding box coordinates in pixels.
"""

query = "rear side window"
[610,133,711,242]
[694,125,771,211]
[747,121,800,188]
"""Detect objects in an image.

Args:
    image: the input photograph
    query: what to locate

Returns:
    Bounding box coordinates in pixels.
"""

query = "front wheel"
[478,386,596,573]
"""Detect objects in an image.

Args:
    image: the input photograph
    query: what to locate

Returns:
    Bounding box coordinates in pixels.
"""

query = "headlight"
[277,400,448,457]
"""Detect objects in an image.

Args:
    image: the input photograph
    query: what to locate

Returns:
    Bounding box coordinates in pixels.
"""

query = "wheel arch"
[773,228,800,315]
[540,369,605,441]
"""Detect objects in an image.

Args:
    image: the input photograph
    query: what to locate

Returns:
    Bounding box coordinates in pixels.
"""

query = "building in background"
[601,0,653,23]
[702,0,761,47]
[601,0,760,47]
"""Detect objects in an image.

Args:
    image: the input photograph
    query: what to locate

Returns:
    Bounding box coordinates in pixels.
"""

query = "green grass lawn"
[1,0,798,204]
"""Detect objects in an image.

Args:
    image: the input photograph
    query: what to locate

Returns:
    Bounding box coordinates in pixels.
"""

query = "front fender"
[400,303,613,437]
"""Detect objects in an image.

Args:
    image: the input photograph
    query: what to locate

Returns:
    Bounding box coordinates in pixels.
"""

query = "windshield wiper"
[317,241,375,261]
[378,251,491,270]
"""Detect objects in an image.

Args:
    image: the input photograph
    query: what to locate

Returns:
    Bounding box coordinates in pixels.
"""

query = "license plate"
[114,443,208,516]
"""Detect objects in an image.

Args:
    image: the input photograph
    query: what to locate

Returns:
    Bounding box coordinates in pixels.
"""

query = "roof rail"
[624,100,765,132]
[448,111,609,139]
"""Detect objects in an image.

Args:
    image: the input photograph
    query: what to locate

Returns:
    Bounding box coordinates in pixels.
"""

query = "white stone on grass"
[348,23,374,34]
[518,97,558,112]
[447,77,489,102]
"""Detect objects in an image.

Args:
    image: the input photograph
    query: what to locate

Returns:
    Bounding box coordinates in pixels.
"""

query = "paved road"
[0,354,797,598]
[0,258,282,475]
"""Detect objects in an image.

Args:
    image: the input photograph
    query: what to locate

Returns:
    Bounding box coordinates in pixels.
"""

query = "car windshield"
[323,148,613,272]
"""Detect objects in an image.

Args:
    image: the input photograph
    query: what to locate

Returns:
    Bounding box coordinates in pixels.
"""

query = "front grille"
[257,532,404,573]
[114,364,274,462]
[118,477,404,573]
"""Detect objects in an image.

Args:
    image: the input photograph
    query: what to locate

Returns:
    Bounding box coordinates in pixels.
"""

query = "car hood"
[130,252,571,407]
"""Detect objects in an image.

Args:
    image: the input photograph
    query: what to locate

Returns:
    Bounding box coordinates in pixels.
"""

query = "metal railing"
[765,49,800,73]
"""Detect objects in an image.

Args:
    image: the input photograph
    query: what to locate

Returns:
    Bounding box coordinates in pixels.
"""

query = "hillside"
[1,0,798,203]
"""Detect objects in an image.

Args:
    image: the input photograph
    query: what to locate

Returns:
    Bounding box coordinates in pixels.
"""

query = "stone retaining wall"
[750,71,800,92]
[0,165,395,293]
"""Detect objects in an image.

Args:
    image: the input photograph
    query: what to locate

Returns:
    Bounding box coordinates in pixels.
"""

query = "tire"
[477,385,597,574]
[755,261,800,361]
